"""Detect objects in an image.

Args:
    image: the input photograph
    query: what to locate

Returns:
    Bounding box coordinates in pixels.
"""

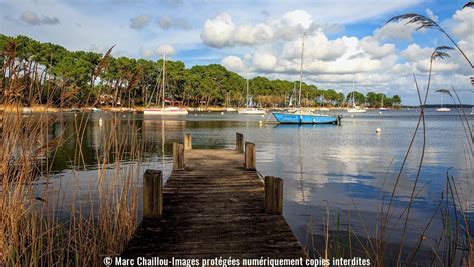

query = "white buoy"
[259,120,263,124]
[376,128,381,133]
[194,113,197,116]
[261,115,265,117]
[350,115,354,118]
[221,112,224,115]
[99,118,103,126]
[379,111,382,114]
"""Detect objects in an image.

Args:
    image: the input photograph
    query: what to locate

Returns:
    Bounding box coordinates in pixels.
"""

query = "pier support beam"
[244,142,256,170]
[264,176,283,215]
[184,133,192,150]
[236,133,244,153]
[173,143,185,170]
[143,169,163,218]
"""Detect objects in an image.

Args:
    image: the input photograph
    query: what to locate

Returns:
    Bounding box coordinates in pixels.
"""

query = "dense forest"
[0,34,401,108]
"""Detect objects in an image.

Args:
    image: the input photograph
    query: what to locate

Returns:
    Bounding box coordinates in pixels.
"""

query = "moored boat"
[238,78,266,115]
[238,108,266,115]
[271,34,341,125]
[144,106,188,115]
[144,53,188,116]
[273,111,340,124]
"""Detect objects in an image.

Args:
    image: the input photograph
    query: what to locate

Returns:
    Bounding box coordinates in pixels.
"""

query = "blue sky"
[0,0,472,105]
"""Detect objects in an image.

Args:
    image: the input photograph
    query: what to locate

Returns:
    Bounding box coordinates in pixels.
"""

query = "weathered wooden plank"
[122,148,306,259]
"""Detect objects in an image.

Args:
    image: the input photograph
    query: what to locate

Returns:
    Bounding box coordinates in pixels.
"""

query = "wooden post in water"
[244,142,256,170]
[264,176,283,215]
[184,133,192,150]
[173,143,184,170]
[143,169,163,218]
[236,133,244,152]
[336,115,341,126]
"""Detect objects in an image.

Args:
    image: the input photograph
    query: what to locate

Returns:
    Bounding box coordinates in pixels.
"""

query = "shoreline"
[0,104,403,114]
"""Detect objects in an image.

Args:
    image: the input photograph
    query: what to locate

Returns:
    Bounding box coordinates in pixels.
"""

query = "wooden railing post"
[143,169,163,218]
[173,143,184,170]
[184,133,192,150]
[244,142,256,170]
[265,176,283,215]
[236,133,244,152]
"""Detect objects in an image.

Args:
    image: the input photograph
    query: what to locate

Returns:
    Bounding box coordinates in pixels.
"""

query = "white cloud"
[373,21,418,41]
[142,44,176,57]
[359,37,396,59]
[426,8,438,22]
[400,44,432,62]
[129,15,150,30]
[221,56,245,72]
[200,13,235,48]
[201,10,328,48]
[252,52,277,71]
[157,44,176,56]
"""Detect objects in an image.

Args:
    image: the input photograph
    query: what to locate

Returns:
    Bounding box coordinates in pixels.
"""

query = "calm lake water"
[32,109,473,262]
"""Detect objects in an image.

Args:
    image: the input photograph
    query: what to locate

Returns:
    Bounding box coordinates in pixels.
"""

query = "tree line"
[0,34,401,108]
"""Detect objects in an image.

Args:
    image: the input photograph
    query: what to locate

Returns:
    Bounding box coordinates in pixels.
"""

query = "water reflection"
[30,110,473,262]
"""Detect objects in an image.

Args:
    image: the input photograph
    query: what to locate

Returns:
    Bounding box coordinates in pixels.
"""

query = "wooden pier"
[121,133,307,260]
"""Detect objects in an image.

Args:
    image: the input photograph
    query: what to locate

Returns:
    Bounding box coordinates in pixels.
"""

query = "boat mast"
[381,94,384,108]
[162,54,166,109]
[440,93,443,108]
[352,80,355,108]
[298,33,306,108]
[246,78,249,108]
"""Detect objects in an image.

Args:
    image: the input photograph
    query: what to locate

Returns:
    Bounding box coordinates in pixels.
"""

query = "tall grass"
[0,107,142,266]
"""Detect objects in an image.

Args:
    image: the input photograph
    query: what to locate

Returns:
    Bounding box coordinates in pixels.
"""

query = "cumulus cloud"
[158,15,191,30]
[425,8,438,22]
[129,15,150,29]
[200,13,235,48]
[252,52,277,71]
[373,20,418,41]
[359,37,396,59]
[143,44,176,58]
[400,44,432,62]
[201,10,329,48]
[20,11,60,26]
[221,56,245,72]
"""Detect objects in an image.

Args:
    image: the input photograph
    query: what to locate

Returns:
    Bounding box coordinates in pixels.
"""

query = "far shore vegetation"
[0,34,401,109]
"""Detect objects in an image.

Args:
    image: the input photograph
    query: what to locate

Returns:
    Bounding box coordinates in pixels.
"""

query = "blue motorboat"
[272,112,341,124]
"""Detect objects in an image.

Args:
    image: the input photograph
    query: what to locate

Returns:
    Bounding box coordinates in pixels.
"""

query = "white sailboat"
[436,93,450,112]
[379,95,389,111]
[144,54,188,115]
[238,78,266,115]
[347,81,367,113]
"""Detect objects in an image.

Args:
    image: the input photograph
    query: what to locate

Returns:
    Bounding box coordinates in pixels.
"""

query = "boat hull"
[238,109,266,115]
[436,108,451,112]
[347,108,367,113]
[144,108,188,115]
[272,112,339,124]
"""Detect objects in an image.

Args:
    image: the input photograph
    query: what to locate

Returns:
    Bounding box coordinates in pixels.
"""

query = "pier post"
[244,142,256,170]
[173,143,185,170]
[143,169,163,218]
[265,176,283,215]
[264,176,283,215]
[184,133,192,150]
[236,133,244,152]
